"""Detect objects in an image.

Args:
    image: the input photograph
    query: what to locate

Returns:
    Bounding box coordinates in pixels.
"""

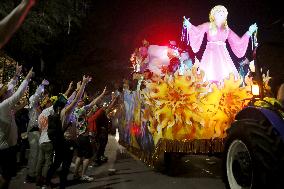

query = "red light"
[130,123,140,136]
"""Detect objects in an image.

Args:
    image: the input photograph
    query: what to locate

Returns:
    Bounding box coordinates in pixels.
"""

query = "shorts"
[76,135,93,159]
[0,146,17,179]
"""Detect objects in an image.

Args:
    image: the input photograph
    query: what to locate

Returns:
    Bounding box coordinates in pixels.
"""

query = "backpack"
[47,113,64,144]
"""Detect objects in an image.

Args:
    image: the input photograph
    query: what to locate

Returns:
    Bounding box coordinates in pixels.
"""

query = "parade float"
[119,40,257,160]
[116,5,284,189]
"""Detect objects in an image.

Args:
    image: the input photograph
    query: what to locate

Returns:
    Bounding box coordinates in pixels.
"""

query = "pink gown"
[188,22,250,82]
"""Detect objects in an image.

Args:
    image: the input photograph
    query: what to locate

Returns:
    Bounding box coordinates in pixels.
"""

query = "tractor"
[223,42,284,188]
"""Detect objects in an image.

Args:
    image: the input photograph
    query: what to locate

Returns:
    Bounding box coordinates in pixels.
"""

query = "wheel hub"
[227,140,253,189]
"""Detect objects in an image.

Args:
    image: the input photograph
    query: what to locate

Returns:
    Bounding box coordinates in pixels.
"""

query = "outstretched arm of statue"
[183,16,191,29]
[182,16,208,53]
[247,23,258,36]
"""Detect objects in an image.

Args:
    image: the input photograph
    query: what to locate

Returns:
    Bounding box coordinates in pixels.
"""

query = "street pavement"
[9,135,226,189]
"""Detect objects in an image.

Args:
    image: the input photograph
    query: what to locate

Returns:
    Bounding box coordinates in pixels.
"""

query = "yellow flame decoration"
[142,68,252,144]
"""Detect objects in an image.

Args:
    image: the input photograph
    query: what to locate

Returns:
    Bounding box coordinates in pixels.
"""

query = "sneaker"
[80,175,94,182]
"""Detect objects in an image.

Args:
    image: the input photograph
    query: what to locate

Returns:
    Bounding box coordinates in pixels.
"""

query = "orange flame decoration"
[142,64,253,144]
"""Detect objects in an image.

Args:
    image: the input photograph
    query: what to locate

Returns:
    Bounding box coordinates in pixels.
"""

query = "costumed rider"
[167,40,193,75]
[131,39,150,73]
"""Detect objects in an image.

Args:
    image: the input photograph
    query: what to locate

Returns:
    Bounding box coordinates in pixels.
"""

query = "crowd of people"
[0,1,120,189]
[1,64,118,189]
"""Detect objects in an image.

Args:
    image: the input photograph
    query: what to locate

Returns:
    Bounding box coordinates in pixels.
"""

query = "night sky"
[55,0,283,92]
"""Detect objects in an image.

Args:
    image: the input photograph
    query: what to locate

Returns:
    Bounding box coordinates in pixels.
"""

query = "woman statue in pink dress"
[183,5,258,83]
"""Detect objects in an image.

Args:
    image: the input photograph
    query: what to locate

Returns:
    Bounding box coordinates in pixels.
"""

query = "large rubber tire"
[223,119,284,189]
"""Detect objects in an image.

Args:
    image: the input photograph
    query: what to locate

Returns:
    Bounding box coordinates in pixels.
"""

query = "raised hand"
[76,81,82,91]
[183,16,191,28]
[111,92,118,101]
[82,75,92,84]
[102,86,107,94]
[15,63,22,76]
[248,23,258,36]
[25,67,34,81]
[41,79,49,86]
[68,81,73,89]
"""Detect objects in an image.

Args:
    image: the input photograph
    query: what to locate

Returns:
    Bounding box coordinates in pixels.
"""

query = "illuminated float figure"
[183,5,257,83]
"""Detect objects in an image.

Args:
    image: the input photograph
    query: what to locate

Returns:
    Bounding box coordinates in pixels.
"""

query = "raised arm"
[86,86,107,110]
[105,95,118,114]
[0,0,37,49]
[63,81,73,97]
[66,81,80,106]
[1,67,33,108]
[12,63,22,81]
[64,76,91,116]
[227,24,257,58]
[183,17,209,53]
[227,28,250,58]
[5,63,22,99]
[87,107,95,117]
[29,79,49,108]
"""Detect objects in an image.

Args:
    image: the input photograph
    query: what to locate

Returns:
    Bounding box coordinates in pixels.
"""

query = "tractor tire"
[223,119,284,189]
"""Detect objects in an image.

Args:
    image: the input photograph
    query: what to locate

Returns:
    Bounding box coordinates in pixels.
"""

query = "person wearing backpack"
[35,94,66,188]
[35,81,74,188]
[46,75,91,189]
